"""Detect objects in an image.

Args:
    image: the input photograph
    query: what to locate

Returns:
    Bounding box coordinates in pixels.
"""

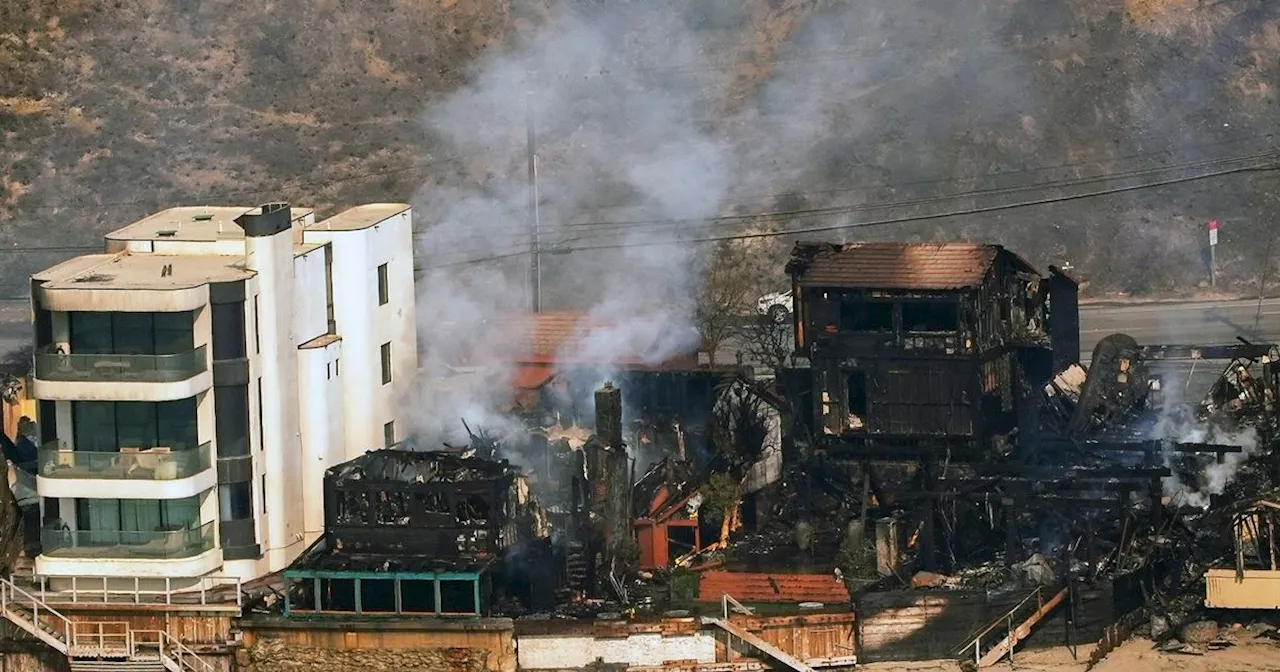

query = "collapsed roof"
[327,449,517,486]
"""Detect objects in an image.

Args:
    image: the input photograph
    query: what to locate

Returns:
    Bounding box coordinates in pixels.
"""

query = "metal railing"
[39,442,212,480]
[35,345,207,383]
[34,574,242,609]
[133,629,216,672]
[41,521,216,560]
[0,576,73,653]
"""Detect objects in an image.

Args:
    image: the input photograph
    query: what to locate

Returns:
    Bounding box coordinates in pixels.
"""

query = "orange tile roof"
[484,311,698,366]
[788,242,1033,290]
[697,571,850,604]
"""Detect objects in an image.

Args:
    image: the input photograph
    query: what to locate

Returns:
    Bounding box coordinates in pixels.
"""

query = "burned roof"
[786,242,1036,290]
[287,536,495,574]
[327,449,518,486]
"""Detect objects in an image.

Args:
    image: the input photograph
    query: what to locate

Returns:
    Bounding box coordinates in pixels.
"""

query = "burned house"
[283,449,550,617]
[783,242,1079,458]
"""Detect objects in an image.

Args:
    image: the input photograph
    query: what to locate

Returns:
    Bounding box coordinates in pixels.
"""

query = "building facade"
[28,203,418,582]
[783,242,1078,460]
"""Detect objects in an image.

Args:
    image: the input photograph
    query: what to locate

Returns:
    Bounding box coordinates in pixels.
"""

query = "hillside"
[1,0,1277,303]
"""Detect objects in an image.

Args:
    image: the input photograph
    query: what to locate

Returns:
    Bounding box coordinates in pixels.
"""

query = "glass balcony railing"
[38,443,212,481]
[41,521,216,560]
[34,345,208,383]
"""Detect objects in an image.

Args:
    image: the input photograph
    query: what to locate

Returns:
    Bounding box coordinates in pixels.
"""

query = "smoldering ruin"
[274,240,1280,669]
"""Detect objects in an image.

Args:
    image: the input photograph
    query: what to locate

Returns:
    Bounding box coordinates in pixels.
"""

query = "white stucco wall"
[297,338,344,542]
[245,228,305,572]
[516,633,716,670]
[303,207,417,458]
[292,247,329,345]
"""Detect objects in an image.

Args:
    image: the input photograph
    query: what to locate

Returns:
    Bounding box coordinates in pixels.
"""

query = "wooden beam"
[978,587,1069,668]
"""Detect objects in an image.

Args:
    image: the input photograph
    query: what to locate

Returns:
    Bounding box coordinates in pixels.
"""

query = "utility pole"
[1209,220,1219,288]
[526,70,542,313]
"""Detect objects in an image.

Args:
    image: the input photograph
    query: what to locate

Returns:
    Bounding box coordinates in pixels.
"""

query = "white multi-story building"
[27,203,418,582]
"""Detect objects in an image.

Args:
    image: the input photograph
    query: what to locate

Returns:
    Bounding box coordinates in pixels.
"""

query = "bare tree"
[694,241,759,366]
[736,314,793,375]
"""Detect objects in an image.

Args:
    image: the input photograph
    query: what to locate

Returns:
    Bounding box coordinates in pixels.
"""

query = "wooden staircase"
[954,585,1069,668]
[703,617,815,672]
[0,577,212,672]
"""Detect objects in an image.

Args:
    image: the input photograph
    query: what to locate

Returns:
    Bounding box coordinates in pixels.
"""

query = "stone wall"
[236,617,515,672]
[238,637,490,672]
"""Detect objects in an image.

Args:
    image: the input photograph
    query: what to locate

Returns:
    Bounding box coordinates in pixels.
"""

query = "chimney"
[594,382,622,450]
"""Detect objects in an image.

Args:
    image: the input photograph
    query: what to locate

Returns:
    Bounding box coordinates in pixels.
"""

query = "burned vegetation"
[275,241,1280,668]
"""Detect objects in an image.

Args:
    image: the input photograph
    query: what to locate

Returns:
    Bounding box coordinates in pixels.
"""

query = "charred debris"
[280,241,1278,653]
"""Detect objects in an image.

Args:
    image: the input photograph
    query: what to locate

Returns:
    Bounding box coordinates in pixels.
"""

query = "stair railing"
[0,576,73,653]
[133,629,215,672]
[953,586,1044,666]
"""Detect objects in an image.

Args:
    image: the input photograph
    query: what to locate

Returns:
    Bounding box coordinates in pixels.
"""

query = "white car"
[756,290,793,323]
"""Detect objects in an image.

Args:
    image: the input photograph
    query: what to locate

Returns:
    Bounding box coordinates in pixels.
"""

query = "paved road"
[1079,297,1280,357]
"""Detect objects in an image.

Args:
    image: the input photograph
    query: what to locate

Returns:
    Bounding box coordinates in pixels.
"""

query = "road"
[1078,297,1280,357]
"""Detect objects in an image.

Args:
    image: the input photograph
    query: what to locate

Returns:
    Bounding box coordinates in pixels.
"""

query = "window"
[375,490,409,526]
[261,475,267,515]
[74,496,200,535]
[383,421,395,449]
[846,371,868,425]
[901,301,959,332]
[72,399,198,452]
[380,343,392,385]
[214,385,250,457]
[68,312,194,355]
[334,359,339,377]
[257,378,264,452]
[211,303,247,359]
[839,302,894,332]
[377,263,389,306]
[219,482,253,521]
[337,490,369,525]
[253,296,261,354]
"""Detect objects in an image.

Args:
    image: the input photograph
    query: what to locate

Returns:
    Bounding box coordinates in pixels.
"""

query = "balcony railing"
[34,345,208,383]
[41,521,216,560]
[38,443,212,481]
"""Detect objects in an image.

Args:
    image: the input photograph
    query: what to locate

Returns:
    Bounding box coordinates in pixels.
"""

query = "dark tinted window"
[211,303,247,359]
[214,385,250,456]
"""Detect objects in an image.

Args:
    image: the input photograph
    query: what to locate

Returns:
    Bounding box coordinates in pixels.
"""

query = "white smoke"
[1151,367,1258,509]
[404,10,729,449]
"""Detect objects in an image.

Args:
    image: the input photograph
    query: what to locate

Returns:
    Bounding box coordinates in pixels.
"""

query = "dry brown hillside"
[1,0,1277,302]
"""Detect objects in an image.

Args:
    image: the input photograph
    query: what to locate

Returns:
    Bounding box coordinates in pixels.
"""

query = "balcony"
[33,346,212,401]
[40,521,216,560]
[39,443,212,481]
[35,346,208,383]
[37,443,217,500]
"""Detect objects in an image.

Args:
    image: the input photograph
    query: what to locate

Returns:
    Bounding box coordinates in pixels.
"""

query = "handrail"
[0,576,74,653]
[34,574,242,609]
[721,593,755,619]
[70,620,130,653]
[954,586,1044,663]
[133,629,215,672]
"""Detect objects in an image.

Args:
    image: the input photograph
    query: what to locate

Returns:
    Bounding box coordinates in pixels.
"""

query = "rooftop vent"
[193,213,214,221]
[72,274,114,283]
[156,230,178,237]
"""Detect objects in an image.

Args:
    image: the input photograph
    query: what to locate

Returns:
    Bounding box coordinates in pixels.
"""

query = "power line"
[416,159,1279,269]
[408,148,1279,257]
